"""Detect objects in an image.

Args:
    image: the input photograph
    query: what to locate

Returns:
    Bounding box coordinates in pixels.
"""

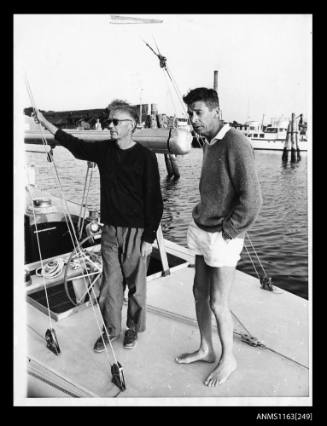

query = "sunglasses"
[107,118,134,126]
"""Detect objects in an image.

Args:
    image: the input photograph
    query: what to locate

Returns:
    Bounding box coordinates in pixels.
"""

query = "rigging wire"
[143,38,185,116]
[25,77,122,375]
[163,72,179,118]
[142,39,278,329]
[246,232,268,276]
[143,38,276,290]
[243,241,261,279]
[77,166,90,235]
[78,165,95,240]
[26,187,55,334]
[25,78,78,250]
[244,232,281,293]
[142,38,203,147]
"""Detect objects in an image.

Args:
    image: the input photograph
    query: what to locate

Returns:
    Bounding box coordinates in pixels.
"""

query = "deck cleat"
[111,362,126,391]
[45,328,61,355]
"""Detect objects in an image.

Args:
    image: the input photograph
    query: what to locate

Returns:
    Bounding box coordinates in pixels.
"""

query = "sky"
[14,14,312,124]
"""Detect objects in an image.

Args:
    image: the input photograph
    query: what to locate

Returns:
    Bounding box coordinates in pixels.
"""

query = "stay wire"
[77,166,90,235]
[143,37,203,151]
[70,248,118,365]
[78,166,95,240]
[26,79,97,267]
[143,37,187,118]
[163,71,178,117]
[25,78,120,369]
[26,186,55,332]
[149,49,202,148]
[246,232,267,276]
[25,78,78,251]
[243,242,261,280]
[163,64,187,117]
[166,66,188,116]
[164,68,203,147]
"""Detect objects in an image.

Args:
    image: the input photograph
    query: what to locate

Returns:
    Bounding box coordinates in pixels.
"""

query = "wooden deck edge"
[27,357,100,398]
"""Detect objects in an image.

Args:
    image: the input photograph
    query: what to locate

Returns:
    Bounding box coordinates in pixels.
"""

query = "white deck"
[23,240,310,404]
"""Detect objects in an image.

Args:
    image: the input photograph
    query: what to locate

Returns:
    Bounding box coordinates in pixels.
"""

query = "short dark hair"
[183,88,219,110]
[107,99,139,123]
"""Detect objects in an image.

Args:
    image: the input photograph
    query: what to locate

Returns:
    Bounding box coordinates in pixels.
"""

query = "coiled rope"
[36,258,65,279]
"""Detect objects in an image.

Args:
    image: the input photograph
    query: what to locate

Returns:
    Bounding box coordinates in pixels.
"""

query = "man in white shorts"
[176,88,262,386]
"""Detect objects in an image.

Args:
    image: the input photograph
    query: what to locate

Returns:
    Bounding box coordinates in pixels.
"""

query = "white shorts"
[187,219,244,267]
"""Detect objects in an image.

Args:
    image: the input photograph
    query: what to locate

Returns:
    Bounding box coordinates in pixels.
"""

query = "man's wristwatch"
[222,229,232,242]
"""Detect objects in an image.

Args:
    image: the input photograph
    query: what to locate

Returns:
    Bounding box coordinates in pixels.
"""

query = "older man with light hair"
[34,99,163,352]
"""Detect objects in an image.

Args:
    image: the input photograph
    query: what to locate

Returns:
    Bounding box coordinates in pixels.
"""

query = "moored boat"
[237,118,308,151]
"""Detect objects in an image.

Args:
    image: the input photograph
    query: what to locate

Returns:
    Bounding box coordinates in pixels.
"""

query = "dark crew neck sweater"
[54,129,163,244]
[193,128,262,239]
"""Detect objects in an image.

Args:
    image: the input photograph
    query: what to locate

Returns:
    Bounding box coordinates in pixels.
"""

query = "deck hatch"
[27,248,189,321]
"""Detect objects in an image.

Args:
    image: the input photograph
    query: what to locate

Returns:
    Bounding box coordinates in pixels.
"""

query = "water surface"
[26,147,308,299]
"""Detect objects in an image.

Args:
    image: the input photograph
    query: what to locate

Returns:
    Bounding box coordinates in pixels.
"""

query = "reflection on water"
[26,147,309,299]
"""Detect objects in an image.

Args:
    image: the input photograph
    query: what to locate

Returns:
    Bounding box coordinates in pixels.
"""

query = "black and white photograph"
[14,14,312,407]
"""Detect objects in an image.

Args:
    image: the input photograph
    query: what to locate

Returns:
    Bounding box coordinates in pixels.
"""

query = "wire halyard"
[143,38,203,149]
[143,38,187,118]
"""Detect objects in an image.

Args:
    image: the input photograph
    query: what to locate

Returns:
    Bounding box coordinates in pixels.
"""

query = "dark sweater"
[193,128,262,238]
[54,129,163,244]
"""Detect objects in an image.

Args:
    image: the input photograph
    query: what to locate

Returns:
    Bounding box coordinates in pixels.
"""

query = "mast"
[213,70,218,92]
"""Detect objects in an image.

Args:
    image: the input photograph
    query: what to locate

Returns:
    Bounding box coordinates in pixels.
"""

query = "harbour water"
[25,146,308,299]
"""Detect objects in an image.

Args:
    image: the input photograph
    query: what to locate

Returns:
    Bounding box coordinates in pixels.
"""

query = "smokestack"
[213,70,218,92]
[213,70,221,119]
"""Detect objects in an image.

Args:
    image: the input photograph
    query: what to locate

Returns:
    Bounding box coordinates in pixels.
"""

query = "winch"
[85,209,103,239]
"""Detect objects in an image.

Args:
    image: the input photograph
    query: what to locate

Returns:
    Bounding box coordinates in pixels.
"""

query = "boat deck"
[24,240,309,404]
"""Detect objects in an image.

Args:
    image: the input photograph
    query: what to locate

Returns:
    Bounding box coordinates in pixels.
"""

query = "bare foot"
[204,354,237,386]
[175,349,216,364]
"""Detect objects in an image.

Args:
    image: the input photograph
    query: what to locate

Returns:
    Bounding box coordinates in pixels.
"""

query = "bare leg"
[204,266,237,386]
[176,256,216,364]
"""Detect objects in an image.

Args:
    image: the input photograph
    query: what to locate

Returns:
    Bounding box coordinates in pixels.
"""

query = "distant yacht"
[236,118,308,151]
